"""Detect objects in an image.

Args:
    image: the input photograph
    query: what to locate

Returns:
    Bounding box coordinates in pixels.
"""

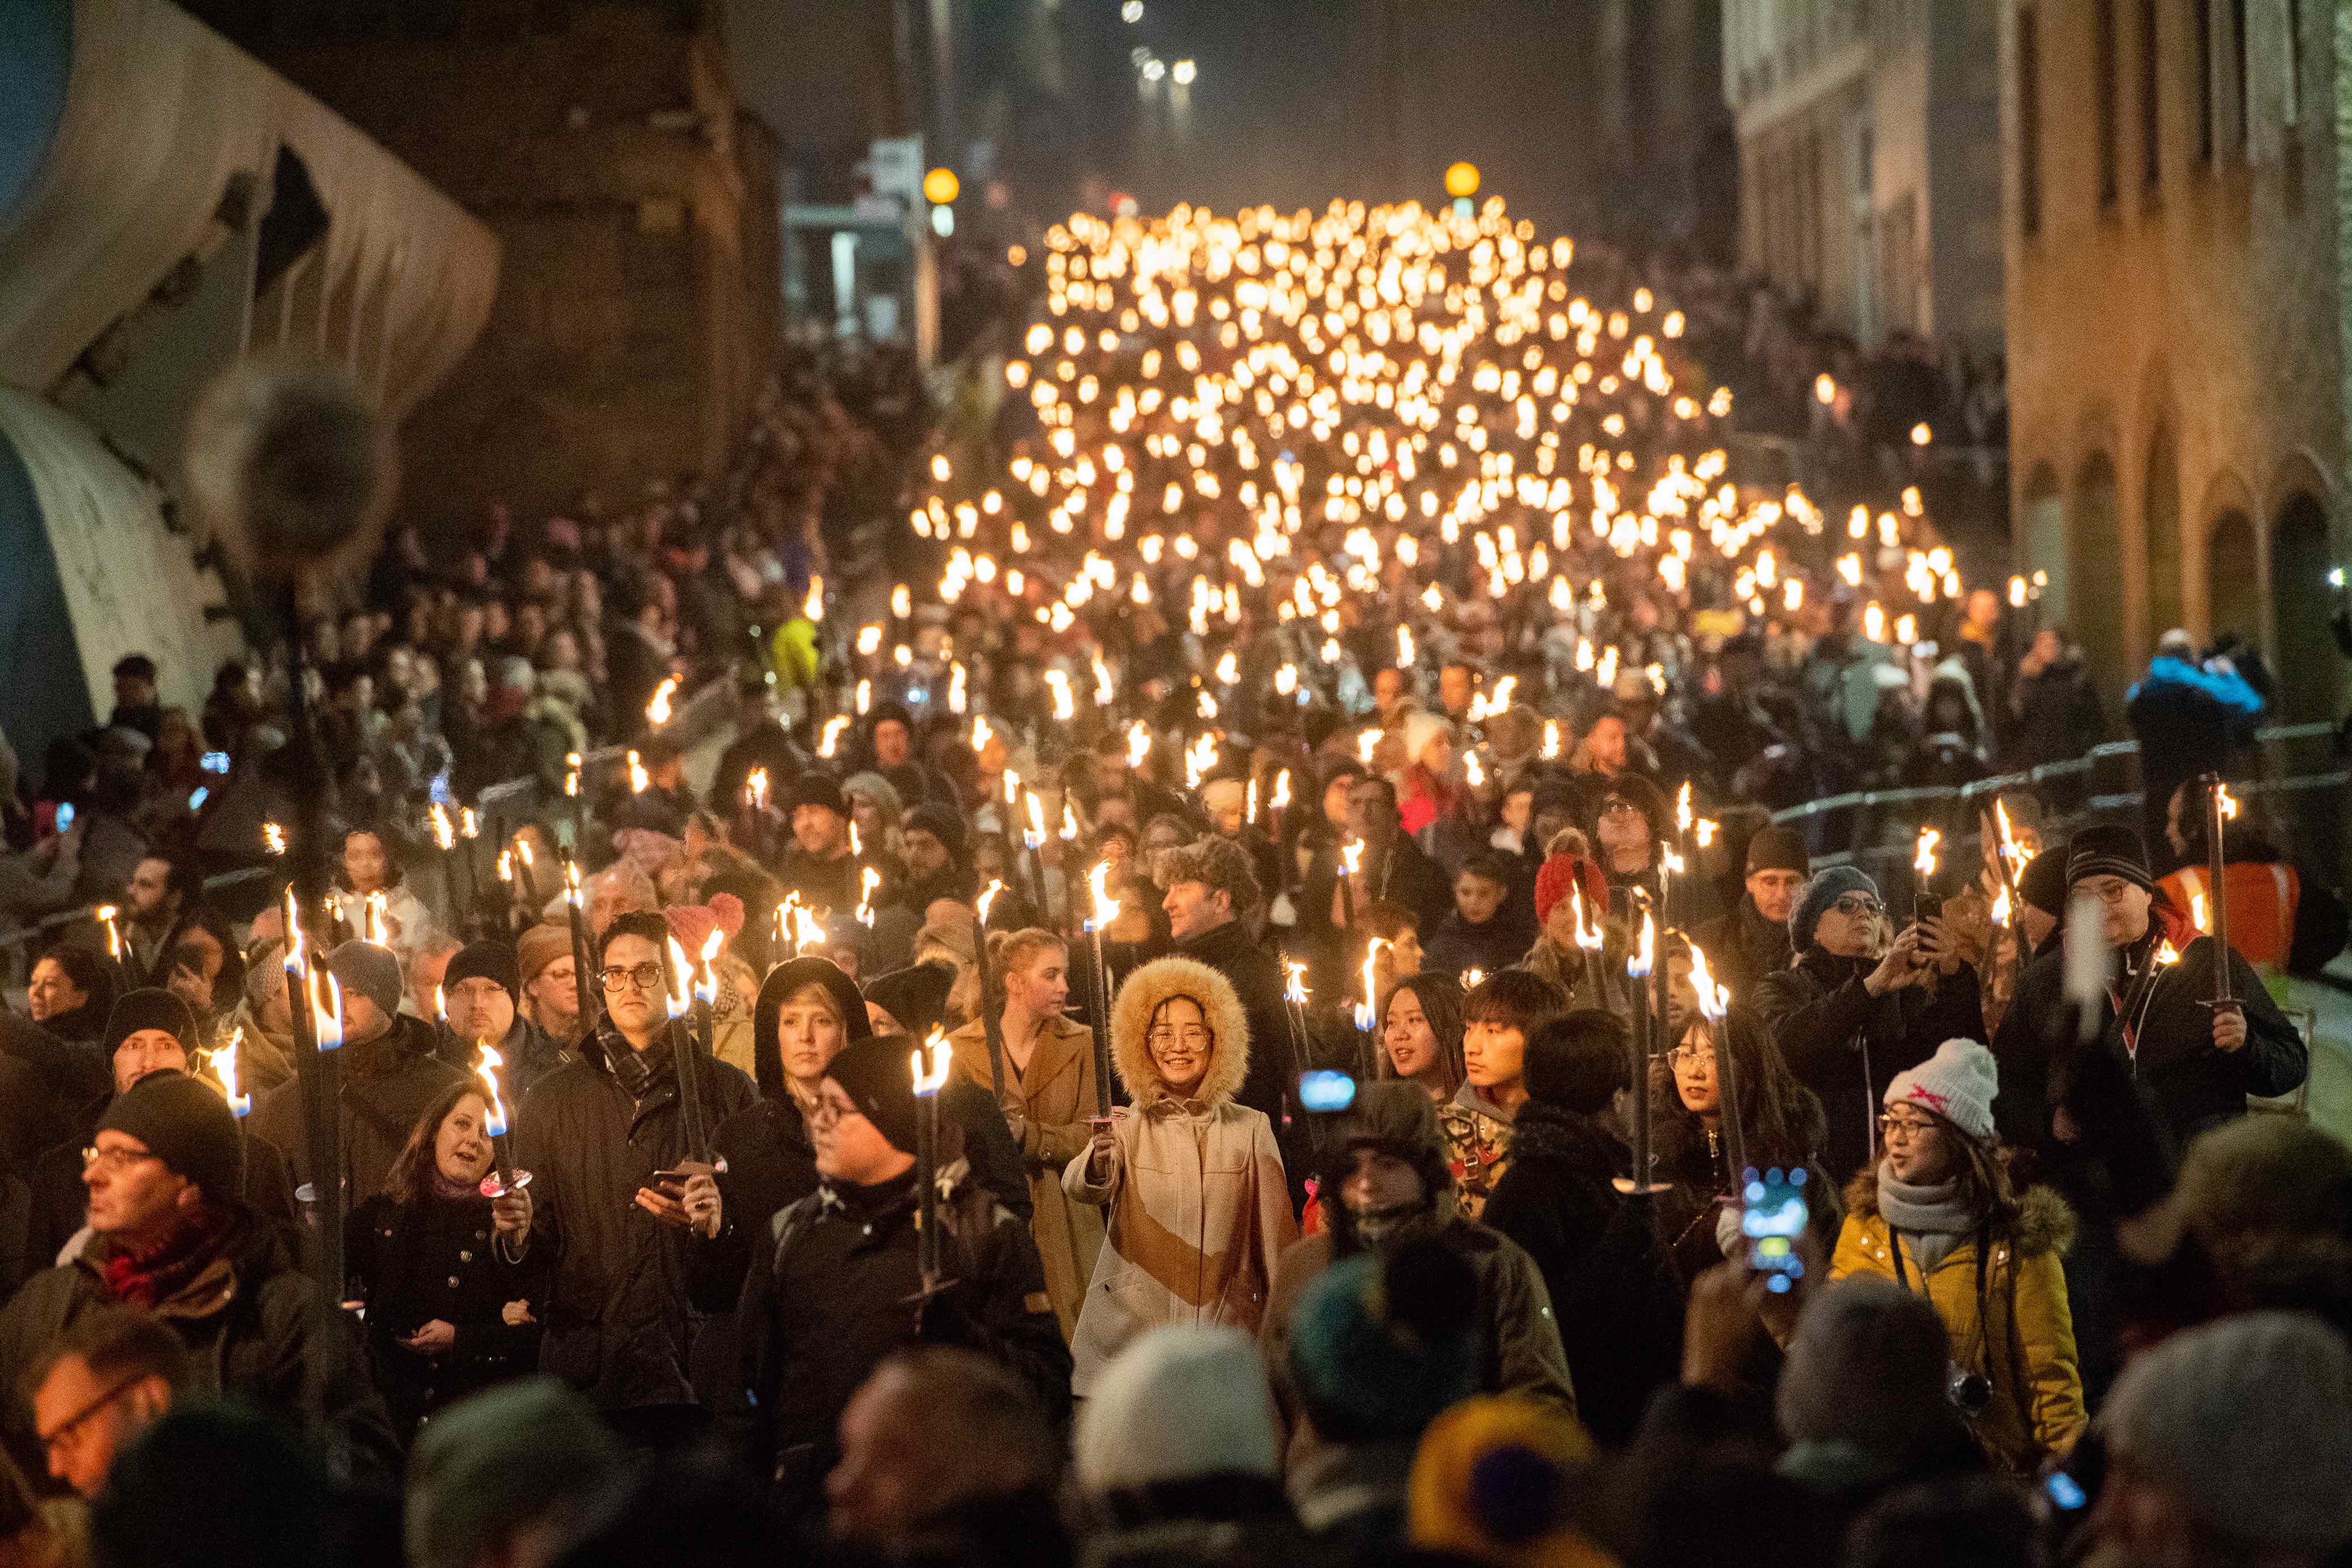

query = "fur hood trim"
[1843,1169,2077,1258]
[1108,955,1250,1107]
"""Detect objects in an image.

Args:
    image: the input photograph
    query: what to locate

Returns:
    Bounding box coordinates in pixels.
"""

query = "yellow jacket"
[1829,1172,2086,1473]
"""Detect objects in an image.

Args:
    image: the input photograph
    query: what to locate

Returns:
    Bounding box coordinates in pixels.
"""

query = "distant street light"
[1444,161,1480,199]
[1122,0,1143,19]
[1172,59,1197,85]
[1142,57,1167,82]
[923,166,961,205]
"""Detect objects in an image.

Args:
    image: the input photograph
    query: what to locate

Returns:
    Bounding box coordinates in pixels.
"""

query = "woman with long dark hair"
[1376,973,1466,1104]
[346,1079,543,1442]
[1651,1004,1837,1282]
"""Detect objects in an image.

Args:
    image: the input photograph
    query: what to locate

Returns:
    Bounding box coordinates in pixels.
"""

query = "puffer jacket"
[512,1015,755,1415]
[1829,1172,2086,1475]
[1064,957,1297,1394]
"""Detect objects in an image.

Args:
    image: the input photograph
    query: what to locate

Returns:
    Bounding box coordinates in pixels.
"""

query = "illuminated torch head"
[95,904,121,959]
[2214,781,2238,822]
[912,1026,951,1098]
[1356,939,1388,1031]
[2191,892,2210,935]
[745,768,768,811]
[429,805,455,852]
[309,961,344,1050]
[647,676,677,728]
[976,879,1005,928]
[1991,885,2012,928]
[1572,885,1604,953]
[1914,827,1941,881]
[696,928,724,1005]
[1341,838,1364,877]
[857,866,881,927]
[1087,861,1121,933]
[1126,720,1151,768]
[475,1042,509,1138]
[563,858,583,908]
[262,822,286,856]
[1271,769,1292,810]
[663,936,693,1022]
[2154,937,2183,967]
[629,749,650,792]
[215,1028,250,1118]
[1676,781,1693,835]
[1689,943,1727,1023]
[1283,960,1308,1006]
[1627,910,1656,979]
[1023,790,1047,849]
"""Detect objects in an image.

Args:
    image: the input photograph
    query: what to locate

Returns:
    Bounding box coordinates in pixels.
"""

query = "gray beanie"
[1777,1280,1953,1453]
[1074,1326,1279,1494]
[2102,1312,2352,1553]
[327,940,403,1021]
[1790,865,1881,952]
[405,1378,628,1568]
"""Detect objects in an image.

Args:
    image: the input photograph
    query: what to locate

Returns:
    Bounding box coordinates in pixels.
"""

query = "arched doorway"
[2144,425,2183,638]
[2206,511,2260,650]
[2072,451,2127,697]
[2272,494,2337,725]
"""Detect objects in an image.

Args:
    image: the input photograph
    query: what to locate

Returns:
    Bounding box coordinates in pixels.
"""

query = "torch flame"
[1357,728,1382,766]
[515,836,535,869]
[1126,720,1151,768]
[1023,790,1047,848]
[2154,938,2183,967]
[745,768,768,810]
[1914,826,1941,879]
[362,891,389,945]
[1571,884,1604,952]
[564,858,582,907]
[1541,719,1561,759]
[1694,818,1718,848]
[1991,885,2012,927]
[1088,861,1121,929]
[647,677,677,727]
[2191,892,2210,934]
[1461,967,1486,989]
[1627,910,1655,979]
[1676,780,1693,834]
[429,804,455,852]
[972,715,994,753]
[95,904,121,960]
[432,983,446,1023]
[1356,939,1388,1031]
[262,822,286,856]
[663,935,692,1020]
[976,879,1005,926]
[1689,943,1728,1022]
[912,1026,951,1097]
[857,866,881,927]
[1284,959,1309,1005]
[215,1028,250,1117]
[696,926,724,1005]
[1994,798,2030,880]
[2216,781,2238,821]
[460,808,479,840]
[1341,838,1364,877]
[475,1042,510,1137]
[818,716,850,759]
[1271,769,1292,810]
[308,959,344,1050]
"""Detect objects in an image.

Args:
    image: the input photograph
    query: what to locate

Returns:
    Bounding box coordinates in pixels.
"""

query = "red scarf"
[99,1204,240,1309]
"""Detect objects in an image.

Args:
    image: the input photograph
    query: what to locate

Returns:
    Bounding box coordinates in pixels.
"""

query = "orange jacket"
[2158,861,2299,971]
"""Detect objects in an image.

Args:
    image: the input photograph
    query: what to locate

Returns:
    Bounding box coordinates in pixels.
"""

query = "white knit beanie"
[1884,1038,1999,1143]
[1073,1325,1279,1494]
[2102,1312,2352,1553]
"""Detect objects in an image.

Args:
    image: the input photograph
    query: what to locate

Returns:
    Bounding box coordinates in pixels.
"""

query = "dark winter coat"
[2010,654,2103,770]
[1692,895,1796,1002]
[1422,909,1535,985]
[1753,947,1984,1182]
[1480,1104,1684,1446]
[345,1190,549,1441]
[731,1161,1071,1509]
[430,1014,575,1107]
[0,1210,398,1487]
[246,1014,467,1215]
[511,1019,756,1415]
[27,1117,298,1271]
[1991,930,2305,1166]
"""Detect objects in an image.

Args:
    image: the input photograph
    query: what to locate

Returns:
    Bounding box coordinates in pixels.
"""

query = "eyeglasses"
[599,962,666,992]
[2081,879,2140,905]
[37,1374,142,1455]
[1146,1026,1211,1049]
[1600,799,1644,817]
[81,1146,163,1177]
[1830,894,1886,918]
[1877,1113,1939,1139]
[1666,1045,1716,1069]
[806,1097,866,1130]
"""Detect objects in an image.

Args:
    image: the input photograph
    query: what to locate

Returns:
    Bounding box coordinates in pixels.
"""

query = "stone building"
[183,0,784,527]
[1724,0,2005,353]
[1999,0,2347,721]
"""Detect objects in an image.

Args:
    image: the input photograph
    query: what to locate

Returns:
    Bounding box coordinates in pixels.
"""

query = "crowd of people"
[0,194,2339,1568]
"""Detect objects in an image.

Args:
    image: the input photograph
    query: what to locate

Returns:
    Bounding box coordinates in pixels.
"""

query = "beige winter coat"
[1063,956,1297,1395]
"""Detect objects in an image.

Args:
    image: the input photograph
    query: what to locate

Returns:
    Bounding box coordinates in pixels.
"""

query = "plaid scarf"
[100,1203,240,1309]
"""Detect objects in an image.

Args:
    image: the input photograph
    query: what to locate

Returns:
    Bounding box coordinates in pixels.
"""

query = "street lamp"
[1444,160,1480,199]
[1172,59,1197,85]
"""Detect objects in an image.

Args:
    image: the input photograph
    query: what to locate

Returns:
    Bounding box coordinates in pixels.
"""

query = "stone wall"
[2001,0,2345,713]
[216,2,783,527]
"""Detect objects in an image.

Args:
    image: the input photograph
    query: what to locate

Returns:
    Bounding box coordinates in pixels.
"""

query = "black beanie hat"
[97,1069,242,1205]
[2068,823,2154,893]
[2018,841,2071,916]
[785,772,849,819]
[863,963,955,1041]
[443,940,521,1002]
[904,801,968,861]
[821,1035,921,1156]
[1744,824,1811,878]
[102,989,199,1058]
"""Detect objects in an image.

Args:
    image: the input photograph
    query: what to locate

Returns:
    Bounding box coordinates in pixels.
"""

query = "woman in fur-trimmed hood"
[1062,956,1297,1394]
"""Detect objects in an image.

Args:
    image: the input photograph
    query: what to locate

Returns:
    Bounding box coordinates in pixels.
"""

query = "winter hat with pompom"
[1884,1038,1999,1143]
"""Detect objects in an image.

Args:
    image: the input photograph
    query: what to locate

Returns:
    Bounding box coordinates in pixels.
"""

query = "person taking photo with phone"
[1828,1038,2085,1475]
[1755,868,1986,1181]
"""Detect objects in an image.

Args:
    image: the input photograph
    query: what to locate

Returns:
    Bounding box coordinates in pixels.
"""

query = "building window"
[2196,0,2213,162]
[2095,0,2120,205]
[2018,6,2042,236]
[2139,0,2161,186]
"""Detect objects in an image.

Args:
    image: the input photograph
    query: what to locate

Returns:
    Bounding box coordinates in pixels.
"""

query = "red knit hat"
[1534,853,1608,928]
[660,894,745,958]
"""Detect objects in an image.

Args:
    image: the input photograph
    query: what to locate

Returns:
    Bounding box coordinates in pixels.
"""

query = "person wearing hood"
[896,801,976,915]
[1442,971,1567,1220]
[507,911,756,1446]
[2125,630,2264,862]
[1155,836,1301,1159]
[686,958,1027,1321]
[946,928,1107,1338]
[1830,1039,2086,1475]
[730,1034,1070,1519]
[247,940,468,1216]
[1065,956,1297,1395]
[778,774,864,916]
[23,946,116,1060]
[28,988,298,1268]
[435,938,572,1105]
[0,1071,400,1488]
[1479,1012,1683,1446]
[1692,825,1809,1001]
[10,947,118,1153]
[1265,1082,1573,1467]
[1753,867,1985,1181]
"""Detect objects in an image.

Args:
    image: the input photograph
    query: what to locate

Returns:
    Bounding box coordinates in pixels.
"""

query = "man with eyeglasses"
[0,1072,398,1486]
[29,1304,186,1497]
[1754,866,1984,1181]
[508,909,754,1450]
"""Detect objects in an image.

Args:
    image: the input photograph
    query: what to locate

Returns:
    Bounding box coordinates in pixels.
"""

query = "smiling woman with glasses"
[1827,1039,2085,1474]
